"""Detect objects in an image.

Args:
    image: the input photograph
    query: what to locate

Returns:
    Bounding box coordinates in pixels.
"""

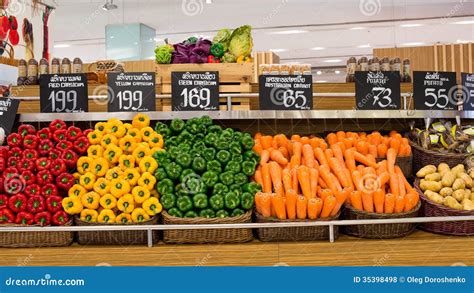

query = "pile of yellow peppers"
[62,114,163,224]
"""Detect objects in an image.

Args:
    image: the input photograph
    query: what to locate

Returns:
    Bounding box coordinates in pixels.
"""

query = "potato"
[438,163,450,176]
[444,196,463,210]
[425,190,444,204]
[441,171,456,187]
[452,189,465,202]
[464,190,472,200]
[425,172,441,181]
[439,187,453,197]
[416,165,437,178]
[451,164,465,176]
[469,169,474,179]
[462,199,474,211]
[420,180,442,192]
[471,192,474,201]
[457,173,473,188]
[452,178,466,190]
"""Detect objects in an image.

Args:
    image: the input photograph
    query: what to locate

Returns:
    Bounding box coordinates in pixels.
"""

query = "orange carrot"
[373,189,385,213]
[255,192,263,214]
[254,132,262,141]
[297,165,312,199]
[344,149,356,173]
[310,168,319,198]
[398,173,406,198]
[286,189,297,220]
[331,143,345,166]
[394,195,405,213]
[309,138,321,149]
[261,163,272,193]
[275,134,289,150]
[291,134,301,142]
[314,147,329,166]
[386,148,397,174]
[302,144,315,168]
[353,151,378,168]
[282,168,292,194]
[318,188,333,201]
[259,193,272,217]
[336,131,346,141]
[320,195,337,218]
[356,141,369,155]
[324,149,334,162]
[390,138,401,155]
[320,142,328,151]
[361,192,374,213]
[404,191,419,212]
[300,136,310,146]
[318,177,328,189]
[377,160,388,174]
[377,171,390,188]
[261,136,273,150]
[349,190,363,210]
[327,133,338,146]
[331,188,350,216]
[292,141,302,166]
[351,170,364,191]
[384,193,395,213]
[307,198,319,219]
[366,154,376,165]
[278,146,289,159]
[395,166,414,193]
[377,143,388,158]
[272,195,286,220]
[272,138,278,150]
[253,142,263,155]
[270,149,288,166]
[255,169,263,186]
[260,149,270,166]
[329,157,351,189]
[389,173,399,196]
[269,161,284,197]
[296,195,308,219]
[368,145,378,158]
[319,164,340,194]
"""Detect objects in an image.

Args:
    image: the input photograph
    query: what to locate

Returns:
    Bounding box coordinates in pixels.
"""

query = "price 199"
[180,87,211,109]
[117,90,143,111]
[48,90,77,112]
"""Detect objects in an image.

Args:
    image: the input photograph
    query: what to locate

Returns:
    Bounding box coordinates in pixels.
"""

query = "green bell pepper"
[175,183,190,197]
[232,131,243,141]
[216,150,231,165]
[168,146,180,159]
[160,193,176,210]
[241,161,256,176]
[224,161,241,174]
[199,209,215,218]
[170,118,185,133]
[193,193,208,209]
[165,136,179,148]
[165,162,182,180]
[209,194,224,210]
[229,183,242,196]
[184,211,198,218]
[192,141,206,155]
[228,142,242,155]
[177,195,193,212]
[152,150,171,165]
[231,153,243,163]
[154,122,171,138]
[179,169,194,183]
[224,191,240,209]
[241,133,255,150]
[242,182,262,195]
[207,125,222,134]
[182,175,202,195]
[212,183,228,196]
[154,167,168,181]
[195,133,205,144]
[210,43,225,58]
[185,118,206,135]
[204,133,218,147]
[176,152,192,168]
[243,150,260,165]
[214,139,229,151]
[202,171,219,188]
[221,128,234,138]
[168,207,183,218]
[240,192,254,210]
[207,160,222,173]
[200,115,213,127]
[216,209,229,218]
[178,142,192,153]
[203,148,216,161]
[192,157,207,173]
[156,179,174,195]
[234,173,248,185]
[231,208,245,217]
[219,171,234,186]
[177,130,193,145]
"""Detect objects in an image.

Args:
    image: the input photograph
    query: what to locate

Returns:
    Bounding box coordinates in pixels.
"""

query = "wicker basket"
[255,212,340,242]
[0,221,73,248]
[410,141,466,175]
[342,202,421,238]
[376,155,413,178]
[74,216,159,245]
[162,211,253,244]
[414,180,474,235]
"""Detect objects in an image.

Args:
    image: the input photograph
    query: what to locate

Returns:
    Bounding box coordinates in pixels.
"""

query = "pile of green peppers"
[153,116,262,218]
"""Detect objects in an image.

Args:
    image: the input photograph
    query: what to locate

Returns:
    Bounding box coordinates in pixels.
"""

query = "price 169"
[180,87,211,109]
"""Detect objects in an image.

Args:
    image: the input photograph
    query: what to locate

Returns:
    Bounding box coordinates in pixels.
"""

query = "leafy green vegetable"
[228,25,253,58]
[221,52,236,63]
[155,45,174,64]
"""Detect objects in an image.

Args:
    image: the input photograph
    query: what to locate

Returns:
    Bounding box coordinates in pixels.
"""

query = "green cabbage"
[155,45,174,64]
[213,28,231,50]
[228,25,253,58]
[221,52,236,63]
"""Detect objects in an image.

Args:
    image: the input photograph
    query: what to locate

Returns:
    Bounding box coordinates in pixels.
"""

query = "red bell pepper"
[52,129,67,142]
[6,157,18,168]
[15,211,34,225]
[35,157,51,171]
[0,194,8,209]
[18,124,36,137]
[73,136,89,154]
[22,134,38,149]
[22,149,38,161]
[61,150,78,169]
[48,149,63,161]
[52,210,69,226]
[66,126,82,141]
[34,211,51,226]
[0,208,15,224]
[7,133,22,148]
[18,159,35,172]
[8,194,27,213]
[8,147,22,158]
[36,128,51,140]
[27,195,45,214]
[51,159,67,177]
[0,177,5,194]
[3,167,19,180]
[83,129,93,137]
[0,157,5,172]
[208,55,221,63]
[41,183,58,198]
[56,173,74,190]
[56,140,73,152]
[38,139,54,156]
[36,170,53,185]
[49,119,67,133]
[24,184,41,198]
[0,146,9,158]
[46,195,63,213]
[20,170,35,185]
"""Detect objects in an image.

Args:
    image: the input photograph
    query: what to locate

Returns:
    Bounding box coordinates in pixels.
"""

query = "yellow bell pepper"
[123,168,141,186]
[73,172,81,184]
[132,186,151,204]
[123,123,132,133]
[77,156,93,174]
[139,156,158,174]
[62,197,83,215]
[98,209,116,223]
[81,191,100,209]
[127,128,142,143]
[142,197,162,216]
[118,155,136,170]
[104,144,123,164]
[131,208,150,223]
[68,184,87,198]
[94,122,107,133]
[100,133,118,149]
[91,157,109,177]
[117,194,135,213]
[132,114,150,129]
[87,145,104,158]
[79,172,96,190]
[116,213,132,224]
[110,179,131,198]
[150,147,163,157]
[87,130,103,145]
[105,167,123,181]
[139,127,154,142]
[99,194,117,209]
[93,177,111,196]
[138,172,156,190]
[132,144,150,163]
[148,133,164,149]
[150,189,160,199]
[80,209,98,223]
[119,135,137,154]
[105,119,126,137]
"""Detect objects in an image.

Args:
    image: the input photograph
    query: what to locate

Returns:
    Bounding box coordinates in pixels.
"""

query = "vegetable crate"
[0,221,74,248]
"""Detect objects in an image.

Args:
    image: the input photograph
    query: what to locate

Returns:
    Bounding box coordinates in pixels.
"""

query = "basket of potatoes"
[414,163,474,235]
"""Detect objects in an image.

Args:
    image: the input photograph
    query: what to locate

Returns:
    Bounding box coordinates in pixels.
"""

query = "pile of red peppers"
[0,120,91,226]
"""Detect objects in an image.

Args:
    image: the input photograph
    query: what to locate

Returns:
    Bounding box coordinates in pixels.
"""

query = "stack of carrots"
[253,132,419,220]
[326,130,412,158]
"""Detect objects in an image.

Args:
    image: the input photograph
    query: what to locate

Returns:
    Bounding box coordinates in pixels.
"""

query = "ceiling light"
[311,47,325,51]
[323,59,342,63]
[401,42,425,47]
[270,30,308,35]
[205,0,212,3]
[269,49,287,53]
[349,27,366,30]
[452,20,474,25]
[103,0,118,11]
[357,44,371,48]
[316,71,322,75]
[154,37,163,42]
[315,80,327,83]
[400,23,423,28]
[335,70,341,74]
[54,44,71,48]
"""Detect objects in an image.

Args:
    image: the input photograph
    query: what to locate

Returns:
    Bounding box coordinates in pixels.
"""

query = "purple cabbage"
[171,38,212,64]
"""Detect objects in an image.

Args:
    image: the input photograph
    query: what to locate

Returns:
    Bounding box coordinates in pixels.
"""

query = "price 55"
[424,88,450,109]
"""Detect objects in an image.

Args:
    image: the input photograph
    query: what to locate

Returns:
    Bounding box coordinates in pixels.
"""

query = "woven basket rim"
[162,210,251,224]
[375,154,412,160]
[414,179,474,216]
[74,215,158,226]
[409,140,467,158]
[0,220,73,228]
[343,201,421,218]
[255,211,340,222]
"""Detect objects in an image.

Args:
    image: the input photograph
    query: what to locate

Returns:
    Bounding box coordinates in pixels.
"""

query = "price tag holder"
[40,74,88,113]
[107,72,156,112]
[355,71,401,110]
[259,75,313,110]
[461,72,474,111]
[171,71,219,111]
[0,98,20,135]
[413,71,458,110]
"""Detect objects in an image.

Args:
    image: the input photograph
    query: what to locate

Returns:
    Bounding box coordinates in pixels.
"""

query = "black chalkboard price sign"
[0,98,20,135]
[171,71,219,111]
[107,72,156,112]
[40,74,88,113]
[413,71,458,110]
[259,75,313,110]
[461,73,474,111]
[355,71,401,110]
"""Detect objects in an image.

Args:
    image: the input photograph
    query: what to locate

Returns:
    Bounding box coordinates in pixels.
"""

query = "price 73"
[48,90,77,112]
[371,87,392,108]
[424,88,450,109]
[181,88,211,109]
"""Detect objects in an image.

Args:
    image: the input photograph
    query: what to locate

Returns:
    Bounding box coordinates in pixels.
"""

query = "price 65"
[281,89,308,109]
[48,90,77,112]
[181,87,211,109]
